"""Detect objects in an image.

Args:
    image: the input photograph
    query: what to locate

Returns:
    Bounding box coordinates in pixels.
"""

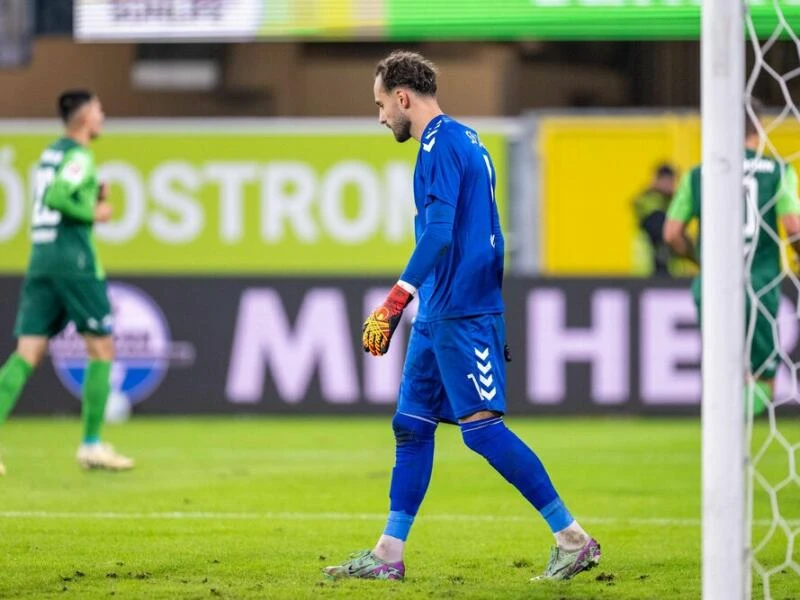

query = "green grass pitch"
[0,416,797,599]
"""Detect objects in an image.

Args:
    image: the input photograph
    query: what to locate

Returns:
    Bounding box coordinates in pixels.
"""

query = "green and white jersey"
[667,150,800,289]
[27,137,104,279]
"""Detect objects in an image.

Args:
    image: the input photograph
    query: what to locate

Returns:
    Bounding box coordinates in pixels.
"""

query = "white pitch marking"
[0,510,794,528]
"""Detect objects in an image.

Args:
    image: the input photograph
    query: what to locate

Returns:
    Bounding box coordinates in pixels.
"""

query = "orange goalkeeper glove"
[362,283,413,356]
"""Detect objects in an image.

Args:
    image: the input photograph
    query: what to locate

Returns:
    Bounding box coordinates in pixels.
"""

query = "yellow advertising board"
[539,114,800,275]
[0,120,509,275]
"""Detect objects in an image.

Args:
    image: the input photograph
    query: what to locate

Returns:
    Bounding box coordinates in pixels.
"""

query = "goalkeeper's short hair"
[375,51,438,97]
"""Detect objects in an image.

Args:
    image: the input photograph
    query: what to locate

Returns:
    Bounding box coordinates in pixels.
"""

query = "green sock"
[744,380,772,417]
[0,353,34,424]
[751,381,771,417]
[82,359,111,444]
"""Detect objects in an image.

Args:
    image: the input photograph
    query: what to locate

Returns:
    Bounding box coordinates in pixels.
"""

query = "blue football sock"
[460,416,573,533]
[383,412,437,541]
[384,510,415,541]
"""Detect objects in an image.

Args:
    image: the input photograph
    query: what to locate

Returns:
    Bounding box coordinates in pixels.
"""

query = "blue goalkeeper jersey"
[413,115,505,322]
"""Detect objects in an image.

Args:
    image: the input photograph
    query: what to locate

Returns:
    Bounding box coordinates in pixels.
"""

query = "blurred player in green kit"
[664,101,800,417]
[0,90,134,474]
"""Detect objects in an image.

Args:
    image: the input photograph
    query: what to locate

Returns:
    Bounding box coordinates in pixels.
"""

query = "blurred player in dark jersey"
[664,100,800,416]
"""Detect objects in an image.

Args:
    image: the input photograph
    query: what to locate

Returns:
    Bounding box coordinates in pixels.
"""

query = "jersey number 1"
[482,154,495,204]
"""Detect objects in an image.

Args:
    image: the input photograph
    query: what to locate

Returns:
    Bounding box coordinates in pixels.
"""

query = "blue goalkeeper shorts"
[397,314,507,423]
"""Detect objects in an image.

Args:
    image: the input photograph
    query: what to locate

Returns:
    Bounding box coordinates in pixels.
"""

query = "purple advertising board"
[1,276,796,416]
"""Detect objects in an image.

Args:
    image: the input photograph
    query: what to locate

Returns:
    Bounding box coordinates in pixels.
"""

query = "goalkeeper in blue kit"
[324,51,600,582]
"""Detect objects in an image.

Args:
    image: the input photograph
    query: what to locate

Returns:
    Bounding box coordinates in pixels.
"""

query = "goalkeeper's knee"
[392,412,436,446]
[460,415,507,457]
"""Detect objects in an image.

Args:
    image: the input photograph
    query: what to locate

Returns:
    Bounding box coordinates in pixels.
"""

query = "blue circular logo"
[50,282,173,405]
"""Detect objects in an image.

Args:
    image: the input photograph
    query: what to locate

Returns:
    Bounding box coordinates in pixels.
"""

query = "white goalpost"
[703,2,800,599]
[701,1,746,599]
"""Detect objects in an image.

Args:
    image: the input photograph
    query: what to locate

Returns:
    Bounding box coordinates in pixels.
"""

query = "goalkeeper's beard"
[389,116,412,143]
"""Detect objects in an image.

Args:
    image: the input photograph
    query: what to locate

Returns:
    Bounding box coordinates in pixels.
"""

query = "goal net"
[744,1,800,598]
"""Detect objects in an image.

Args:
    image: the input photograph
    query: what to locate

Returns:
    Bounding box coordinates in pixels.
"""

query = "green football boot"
[531,538,601,581]
[323,550,405,580]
